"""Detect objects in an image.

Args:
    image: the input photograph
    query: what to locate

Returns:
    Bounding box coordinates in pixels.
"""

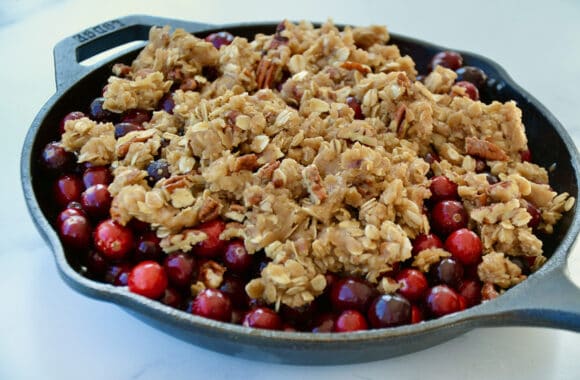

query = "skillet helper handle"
[53,15,214,91]
[481,262,580,332]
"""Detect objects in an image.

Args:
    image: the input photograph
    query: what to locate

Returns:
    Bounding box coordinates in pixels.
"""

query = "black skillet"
[20,15,580,365]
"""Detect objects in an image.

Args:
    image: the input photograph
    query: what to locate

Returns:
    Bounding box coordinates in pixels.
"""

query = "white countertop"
[2,0,580,378]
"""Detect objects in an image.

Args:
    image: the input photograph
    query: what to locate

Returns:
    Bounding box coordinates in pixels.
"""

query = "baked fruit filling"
[41,20,574,332]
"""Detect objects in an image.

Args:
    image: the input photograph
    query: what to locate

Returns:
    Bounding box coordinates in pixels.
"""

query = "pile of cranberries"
[39,39,534,333]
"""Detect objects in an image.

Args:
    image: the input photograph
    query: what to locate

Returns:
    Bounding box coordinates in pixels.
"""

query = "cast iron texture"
[21,15,580,364]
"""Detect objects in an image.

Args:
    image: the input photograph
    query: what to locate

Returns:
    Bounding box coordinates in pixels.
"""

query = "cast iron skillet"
[21,15,580,365]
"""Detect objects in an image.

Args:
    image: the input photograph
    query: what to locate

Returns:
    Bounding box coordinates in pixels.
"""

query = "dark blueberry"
[89,97,114,122]
[114,122,143,138]
[456,66,487,89]
[41,142,75,172]
[146,159,170,185]
[367,294,411,328]
[432,257,464,288]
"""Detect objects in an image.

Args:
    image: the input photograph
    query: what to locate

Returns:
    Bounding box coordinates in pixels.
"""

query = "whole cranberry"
[114,122,144,138]
[432,257,464,288]
[455,81,479,101]
[333,310,368,332]
[311,312,336,333]
[330,277,378,312]
[82,166,112,187]
[396,269,429,301]
[346,96,363,119]
[526,203,541,229]
[80,184,112,220]
[89,97,114,122]
[205,31,235,49]
[367,294,411,328]
[59,215,91,250]
[445,228,482,266]
[59,111,85,134]
[223,240,252,274]
[279,302,318,328]
[426,285,461,317]
[430,51,463,71]
[458,279,482,307]
[193,220,227,259]
[412,233,444,255]
[56,207,86,227]
[520,149,532,162]
[191,289,232,322]
[455,66,487,88]
[430,175,458,202]
[133,231,163,262]
[53,174,84,208]
[411,305,424,324]
[94,219,134,261]
[128,261,168,299]
[121,109,151,125]
[163,252,196,289]
[161,287,184,309]
[431,200,468,236]
[243,307,283,330]
[41,142,75,172]
[219,274,249,309]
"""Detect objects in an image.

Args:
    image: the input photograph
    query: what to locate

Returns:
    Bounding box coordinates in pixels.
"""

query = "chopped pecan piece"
[302,165,327,204]
[340,61,371,74]
[465,137,509,161]
[256,58,280,89]
[233,154,259,172]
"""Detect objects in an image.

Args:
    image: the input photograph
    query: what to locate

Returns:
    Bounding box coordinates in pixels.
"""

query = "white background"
[1,0,580,379]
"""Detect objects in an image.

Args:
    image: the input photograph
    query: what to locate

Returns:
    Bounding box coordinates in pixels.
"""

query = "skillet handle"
[53,15,215,92]
[477,256,580,332]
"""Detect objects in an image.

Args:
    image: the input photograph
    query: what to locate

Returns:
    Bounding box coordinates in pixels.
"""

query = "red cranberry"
[430,51,463,71]
[133,231,163,262]
[193,220,227,259]
[526,203,541,229]
[455,81,479,101]
[54,175,84,208]
[146,159,170,186]
[367,294,411,328]
[59,111,85,134]
[396,269,429,301]
[445,228,482,266]
[333,310,368,332]
[412,233,443,255]
[128,261,168,299]
[59,215,91,250]
[94,219,134,261]
[411,305,423,324]
[219,274,249,309]
[121,109,151,125]
[520,149,532,162]
[330,277,378,312]
[205,31,234,49]
[279,302,317,328]
[82,166,112,187]
[161,287,184,308]
[105,263,132,286]
[57,207,86,227]
[457,295,467,311]
[191,289,232,322]
[432,257,464,288]
[223,240,252,274]
[89,97,114,122]
[426,285,461,317]
[127,218,150,233]
[114,122,144,138]
[431,200,468,236]
[346,96,363,119]
[41,142,75,172]
[311,312,336,333]
[80,184,112,220]
[163,252,196,289]
[455,66,487,88]
[458,279,482,307]
[430,175,458,202]
[243,307,282,330]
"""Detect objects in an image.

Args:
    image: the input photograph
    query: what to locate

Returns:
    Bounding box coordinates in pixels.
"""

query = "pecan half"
[162,174,193,193]
[465,137,509,161]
